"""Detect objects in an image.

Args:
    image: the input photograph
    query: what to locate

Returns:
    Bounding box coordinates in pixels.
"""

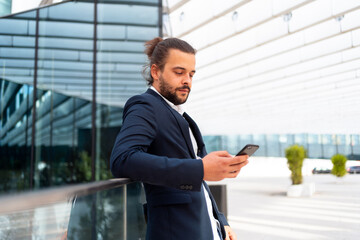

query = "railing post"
[123,184,127,240]
[209,184,228,219]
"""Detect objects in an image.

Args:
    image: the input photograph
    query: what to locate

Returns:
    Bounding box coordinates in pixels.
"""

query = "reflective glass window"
[203,135,222,153]
[336,134,351,157]
[266,134,280,157]
[33,2,95,189]
[98,4,158,25]
[350,135,360,158]
[1,0,162,193]
[0,9,36,193]
[252,134,266,156]
[95,0,159,180]
[308,134,322,158]
[0,182,146,239]
[322,134,336,159]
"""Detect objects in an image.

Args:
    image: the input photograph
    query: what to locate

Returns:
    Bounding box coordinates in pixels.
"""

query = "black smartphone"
[236,144,259,157]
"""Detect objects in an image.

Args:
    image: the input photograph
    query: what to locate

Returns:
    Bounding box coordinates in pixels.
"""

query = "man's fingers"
[229,155,249,166]
[215,150,232,157]
[228,171,240,178]
[225,229,230,240]
[228,159,249,176]
[203,151,249,181]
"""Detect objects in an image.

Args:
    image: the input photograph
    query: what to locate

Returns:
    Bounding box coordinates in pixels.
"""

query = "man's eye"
[175,72,182,75]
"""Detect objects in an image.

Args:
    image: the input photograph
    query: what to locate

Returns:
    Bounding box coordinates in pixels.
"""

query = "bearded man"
[110,37,248,240]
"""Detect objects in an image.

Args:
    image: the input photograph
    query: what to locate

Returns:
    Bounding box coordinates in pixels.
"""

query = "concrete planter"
[287,183,315,197]
[287,184,303,197]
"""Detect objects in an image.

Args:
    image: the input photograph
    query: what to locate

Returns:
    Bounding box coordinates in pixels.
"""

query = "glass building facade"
[204,133,360,160]
[0,0,161,194]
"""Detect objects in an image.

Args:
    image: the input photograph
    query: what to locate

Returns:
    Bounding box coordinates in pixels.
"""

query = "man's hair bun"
[144,37,163,59]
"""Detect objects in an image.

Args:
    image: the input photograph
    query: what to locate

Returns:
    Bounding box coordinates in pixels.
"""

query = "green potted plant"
[285,145,312,197]
[331,154,347,178]
[286,144,306,185]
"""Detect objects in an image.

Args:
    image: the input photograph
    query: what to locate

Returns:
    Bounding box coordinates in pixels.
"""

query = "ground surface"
[224,174,360,240]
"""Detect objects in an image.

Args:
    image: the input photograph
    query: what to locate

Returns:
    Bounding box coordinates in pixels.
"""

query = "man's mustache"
[177,86,191,92]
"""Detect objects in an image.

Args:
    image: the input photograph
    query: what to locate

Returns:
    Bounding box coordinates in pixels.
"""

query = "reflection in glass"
[0,0,161,194]
[67,182,146,240]
[0,8,36,192]
[0,202,71,239]
[0,182,146,239]
[95,1,159,181]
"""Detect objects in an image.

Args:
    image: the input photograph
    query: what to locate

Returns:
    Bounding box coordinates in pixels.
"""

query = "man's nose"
[182,74,192,85]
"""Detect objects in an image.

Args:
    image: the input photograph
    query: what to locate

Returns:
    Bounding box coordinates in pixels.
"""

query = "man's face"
[152,49,196,105]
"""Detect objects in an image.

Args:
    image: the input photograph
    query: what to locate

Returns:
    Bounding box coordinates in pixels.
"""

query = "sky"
[11,0,42,13]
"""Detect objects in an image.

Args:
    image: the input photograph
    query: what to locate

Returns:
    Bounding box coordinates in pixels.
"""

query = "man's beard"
[158,75,191,105]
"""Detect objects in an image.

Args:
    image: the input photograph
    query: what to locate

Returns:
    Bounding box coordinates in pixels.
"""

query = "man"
[110,37,248,240]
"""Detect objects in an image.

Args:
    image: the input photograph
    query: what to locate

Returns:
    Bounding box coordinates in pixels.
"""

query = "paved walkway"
[224,174,360,240]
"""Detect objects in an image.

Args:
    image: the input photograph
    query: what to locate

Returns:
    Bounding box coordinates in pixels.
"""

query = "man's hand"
[224,226,237,240]
[202,151,248,181]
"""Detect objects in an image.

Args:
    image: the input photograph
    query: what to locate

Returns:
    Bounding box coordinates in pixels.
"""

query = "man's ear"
[150,64,160,82]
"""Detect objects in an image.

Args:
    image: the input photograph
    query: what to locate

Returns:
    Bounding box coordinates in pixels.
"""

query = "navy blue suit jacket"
[110,89,228,239]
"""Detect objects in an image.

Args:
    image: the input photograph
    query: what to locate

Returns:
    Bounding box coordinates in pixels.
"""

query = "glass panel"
[33,2,94,189]
[31,90,95,187]
[38,21,93,38]
[0,182,146,239]
[0,201,71,239]
[336,134,348,156]
[95,0,160,181]
[39,2,94,22]
[350,135,360,159]
[322,134,337,159]
[0,81,33,193]
[127,26,159,41]
[223,135,239,155]
[266,134,280,157]
[36,2,94,99]
[0,6,36,194]
[307,134,322,159]
[97,4,158,25]
[294,133,307,146]
[238,134,253,153]
[0,19,34,34]
[11,10,36,18]
[203,135,222,152]
[252,134,265,156]
[67,183,146,239]
[1,0,162,194]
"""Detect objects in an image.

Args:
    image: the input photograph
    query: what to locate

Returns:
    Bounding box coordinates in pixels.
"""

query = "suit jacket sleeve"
[110,95,204,191]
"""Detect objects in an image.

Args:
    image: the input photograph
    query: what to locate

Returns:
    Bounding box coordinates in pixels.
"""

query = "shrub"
[285,145,307,185]
[331,154,347,177]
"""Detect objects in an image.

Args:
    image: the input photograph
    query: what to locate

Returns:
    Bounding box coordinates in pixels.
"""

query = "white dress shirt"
[150,86,221,240]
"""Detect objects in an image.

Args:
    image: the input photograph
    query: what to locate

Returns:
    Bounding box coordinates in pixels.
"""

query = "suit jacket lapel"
[173,111,196,159]
[183,112,206,157]
[146,89,196,158]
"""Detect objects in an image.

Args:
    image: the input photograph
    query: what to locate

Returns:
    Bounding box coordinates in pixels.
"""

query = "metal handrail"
[0,178,132,214]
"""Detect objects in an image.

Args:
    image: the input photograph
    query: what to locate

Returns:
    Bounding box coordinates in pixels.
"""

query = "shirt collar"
[150,86,185,115]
